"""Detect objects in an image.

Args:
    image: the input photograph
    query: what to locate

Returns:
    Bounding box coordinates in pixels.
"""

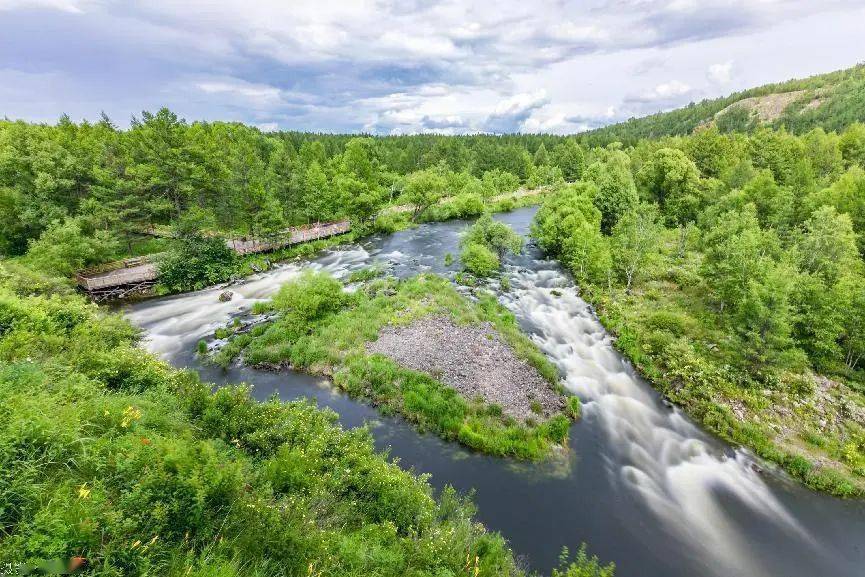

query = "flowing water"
[127,207,865,577]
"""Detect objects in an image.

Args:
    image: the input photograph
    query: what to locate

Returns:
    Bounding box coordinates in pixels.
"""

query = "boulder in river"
[218,290,233,302]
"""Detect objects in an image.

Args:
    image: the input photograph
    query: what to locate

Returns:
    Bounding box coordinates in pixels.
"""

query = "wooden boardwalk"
[76,220,351,300]
[227,220,351,255]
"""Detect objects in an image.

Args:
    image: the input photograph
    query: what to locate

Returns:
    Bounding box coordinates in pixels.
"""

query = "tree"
[533,143,550,167]
[402,169,446,221]
[684,126,740,178]
[701,204,782,312]
[839,122,865,168]
[838,273,865,370]
[637,148,702,226]
[790,206,862,367]
[795,206,860,283]
[23,217,118,277]
[158,213,236,291]
[735,261,798,371]
[610,202,663,292]
[527,164,565,189]
[805,166,865,254]
[301,161,330,223]
[253,189,286,236]
[584,150,638,233]
[551,139,586,181]
[481,169,520,197]
[532,183,610,283]
[127,108,195,218]
[741,169,794,230]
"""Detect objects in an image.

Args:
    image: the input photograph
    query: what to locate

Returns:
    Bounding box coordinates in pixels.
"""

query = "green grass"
[214,272,575,459]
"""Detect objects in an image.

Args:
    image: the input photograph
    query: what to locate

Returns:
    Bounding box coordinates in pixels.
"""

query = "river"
[126,206,865,577]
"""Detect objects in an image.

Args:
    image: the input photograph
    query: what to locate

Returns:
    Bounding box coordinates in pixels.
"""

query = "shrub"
[461,243,500,277]
[158,234,237,292]
[271,270,347,322]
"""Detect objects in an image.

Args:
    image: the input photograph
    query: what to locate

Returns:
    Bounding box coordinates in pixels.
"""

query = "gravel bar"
[366,315,563,421]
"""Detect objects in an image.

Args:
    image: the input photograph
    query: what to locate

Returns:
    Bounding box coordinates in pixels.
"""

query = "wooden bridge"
[76,220,351,301]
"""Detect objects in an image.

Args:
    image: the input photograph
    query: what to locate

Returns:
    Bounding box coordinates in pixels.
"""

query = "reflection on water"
[127,207,865,577]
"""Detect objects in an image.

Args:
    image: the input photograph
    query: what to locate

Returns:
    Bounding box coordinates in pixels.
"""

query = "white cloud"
[708,61,734,84]
[483,90,550,133]
[196,78,284,107]
[0,0,91,12]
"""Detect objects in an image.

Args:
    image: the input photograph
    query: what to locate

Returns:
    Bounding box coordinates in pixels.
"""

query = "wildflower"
[131,540,141,549]
[77,484,91,500]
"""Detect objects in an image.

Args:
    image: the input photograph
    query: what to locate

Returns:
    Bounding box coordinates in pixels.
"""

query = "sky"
[1,0,864,135]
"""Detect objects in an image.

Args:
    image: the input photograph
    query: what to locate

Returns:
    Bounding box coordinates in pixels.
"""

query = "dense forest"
[4,63,865,574]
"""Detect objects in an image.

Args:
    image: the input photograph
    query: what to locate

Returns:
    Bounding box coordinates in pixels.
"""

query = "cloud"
[0,0,91,13]
[708,61,734,84]
[482,90,550,133]
[625,80,694,104]
[196,78,284,107]
[1,0,864,133]
[421,115,471,130]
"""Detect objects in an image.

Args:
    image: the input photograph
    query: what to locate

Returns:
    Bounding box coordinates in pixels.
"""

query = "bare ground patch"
[366,315,563,421]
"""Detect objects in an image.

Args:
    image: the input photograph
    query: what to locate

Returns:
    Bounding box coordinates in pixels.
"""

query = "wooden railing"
[75,220,352,293]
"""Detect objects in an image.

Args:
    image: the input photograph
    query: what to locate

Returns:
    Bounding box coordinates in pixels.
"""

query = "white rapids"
[498,260,811,577]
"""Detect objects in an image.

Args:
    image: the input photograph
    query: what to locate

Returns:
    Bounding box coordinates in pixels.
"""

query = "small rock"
[751,463,764,475]
[551,289,563,297]
[219,290,233,302]
[661,398,674,410]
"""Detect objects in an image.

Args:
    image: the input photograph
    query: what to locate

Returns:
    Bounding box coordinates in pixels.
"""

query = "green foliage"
[637,148,703,225]
[551,139,586,181]
[552,546,616,577]
[716,106,757,134]
[402,168,447,221]
[462,213,524,259]
[584,150,638,233]
[157,234,237,292]
[610,202,663,291]
[23,218,118,277]
[532,184,610,284]
[271,270,347,322]
[461,243,500,277]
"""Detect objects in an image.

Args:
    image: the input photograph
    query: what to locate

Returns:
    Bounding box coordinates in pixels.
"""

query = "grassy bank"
[573,231,865,497]
[0,262,612,576]
[212,273,578,459]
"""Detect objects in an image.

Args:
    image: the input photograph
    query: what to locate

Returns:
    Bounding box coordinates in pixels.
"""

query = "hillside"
[579,64,865,146]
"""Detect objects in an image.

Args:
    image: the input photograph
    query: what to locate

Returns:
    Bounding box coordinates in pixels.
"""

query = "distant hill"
[578,64,865,146]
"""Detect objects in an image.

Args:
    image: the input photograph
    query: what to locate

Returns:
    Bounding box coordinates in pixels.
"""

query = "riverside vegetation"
[531,125,865,497]
[210,272,579,459]
[0,261,612,576]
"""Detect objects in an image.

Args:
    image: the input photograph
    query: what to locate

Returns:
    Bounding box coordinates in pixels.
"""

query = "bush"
[158,234,237,292]
[461,243,500,277]
[271,270,347,322]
